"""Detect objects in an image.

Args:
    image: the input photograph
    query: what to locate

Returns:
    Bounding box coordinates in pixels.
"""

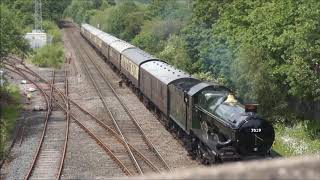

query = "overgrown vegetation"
[0,85,22,159]
[1,0,70,69]
[0,4,29,59]
[64,0,320,156]
[0,4,27,159]
[274,121,320,156]
[31,43,64,68]
[30,21,65,68]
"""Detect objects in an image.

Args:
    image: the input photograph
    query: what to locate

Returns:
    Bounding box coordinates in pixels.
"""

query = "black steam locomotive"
[80,23,275,163]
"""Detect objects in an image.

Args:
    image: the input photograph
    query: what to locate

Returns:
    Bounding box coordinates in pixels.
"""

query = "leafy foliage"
[65,0,320,123]
[3,0,72,24]
[215,0,320,102]
[159,35,199,73]
[0,5,29,59]
[132,19,183,54]
[43,21,62,43]
[0,85,21,159]
[29,20,65,69]
[274,121,320,156]
[181,0,320,121]
[31,43,64,68]
[146,0,179,18]
[89,1,144,41]
[64,0,114,24]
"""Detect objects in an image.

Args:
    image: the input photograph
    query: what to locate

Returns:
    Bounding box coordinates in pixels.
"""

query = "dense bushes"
[30,20,65,68]
[1,0,68,68]
[31,43,64,68]
[183,0,320,122]
[132,19,183,54]
[212,0,320,117]
[63,0,320,123]
[89,1,145,41]
[43,21,62,43]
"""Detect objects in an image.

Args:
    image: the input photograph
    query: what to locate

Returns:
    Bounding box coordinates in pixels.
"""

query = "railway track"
[4,56,163,177]
[4,66,67,180]
[24,70,57,180]
[4,62,130,177]
[57,68,70,179]
[5,22,172,174]
[79,32,171,172]
[66,28,151,175]
[66,26,171,173]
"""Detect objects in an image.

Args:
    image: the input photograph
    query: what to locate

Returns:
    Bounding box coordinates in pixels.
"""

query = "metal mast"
[34,0,43,32]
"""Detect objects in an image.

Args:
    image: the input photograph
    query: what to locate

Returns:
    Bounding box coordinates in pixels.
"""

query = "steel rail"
[56,68,70,180]
[22,70,54,180]
[4,61,160,173]
[5,66,132,176]
[66,28,143,174]
[79,33,171,171]
[72,23,171,171]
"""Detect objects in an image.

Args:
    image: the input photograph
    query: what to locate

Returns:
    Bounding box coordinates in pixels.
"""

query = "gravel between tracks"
[66,26,200,173]
[1,66,58,179]
[61,121,124,179]
[1,25,200,180]
[1,111,46,180]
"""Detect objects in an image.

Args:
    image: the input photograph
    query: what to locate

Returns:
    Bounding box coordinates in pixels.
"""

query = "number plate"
[251,128,261,133]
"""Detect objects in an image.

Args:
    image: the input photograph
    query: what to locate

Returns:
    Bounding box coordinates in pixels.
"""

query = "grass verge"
[0,85,21,160]
[273,121,320,156]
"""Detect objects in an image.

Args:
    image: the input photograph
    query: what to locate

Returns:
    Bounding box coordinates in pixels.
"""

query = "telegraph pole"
[34,0,43,32]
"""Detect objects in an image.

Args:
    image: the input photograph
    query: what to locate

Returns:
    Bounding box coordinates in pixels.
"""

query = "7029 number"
[251,128,262,133]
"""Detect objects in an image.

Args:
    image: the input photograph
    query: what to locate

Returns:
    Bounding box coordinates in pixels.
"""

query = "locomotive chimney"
[245,104,258,113]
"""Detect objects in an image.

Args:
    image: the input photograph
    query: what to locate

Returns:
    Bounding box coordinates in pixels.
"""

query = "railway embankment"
[0,84,22,163]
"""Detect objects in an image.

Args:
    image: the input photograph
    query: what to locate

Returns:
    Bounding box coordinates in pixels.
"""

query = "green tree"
[42,0,72,22]
[90,1,144,41]
[0,5,28,59]
[3,0,72,25]
[64,0,100,24]
[147,0,178,18]
[159,35,200,73]
[216,0,320,101]
[132,19,183,54]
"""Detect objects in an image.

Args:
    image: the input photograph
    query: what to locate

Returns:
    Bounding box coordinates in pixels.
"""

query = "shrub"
[43,21,62,44]
[31,43,64,68]
[0,85,21,159]
[132,19,184,54]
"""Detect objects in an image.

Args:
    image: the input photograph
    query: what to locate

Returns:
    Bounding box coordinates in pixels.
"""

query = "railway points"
[1,21,198,179]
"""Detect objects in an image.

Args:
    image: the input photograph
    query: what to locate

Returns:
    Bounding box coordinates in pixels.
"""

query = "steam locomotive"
[79,23,275,163]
